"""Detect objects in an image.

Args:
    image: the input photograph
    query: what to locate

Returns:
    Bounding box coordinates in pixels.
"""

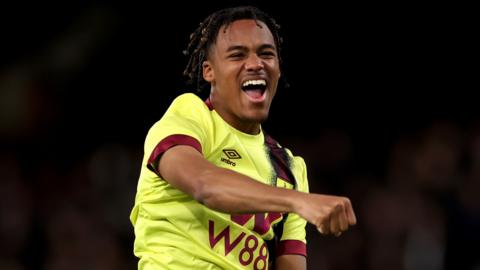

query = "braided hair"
[182,6,284,93]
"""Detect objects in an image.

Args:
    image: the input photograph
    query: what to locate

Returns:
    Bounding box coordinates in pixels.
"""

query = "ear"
[202,61,214,82]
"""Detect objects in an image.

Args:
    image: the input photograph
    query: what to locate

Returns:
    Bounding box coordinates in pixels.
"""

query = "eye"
[228,52,245,59]
[259,51,276,59]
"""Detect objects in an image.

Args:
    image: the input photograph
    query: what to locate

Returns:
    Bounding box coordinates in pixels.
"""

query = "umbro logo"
[221,149,241,166]
[222,149,242,159]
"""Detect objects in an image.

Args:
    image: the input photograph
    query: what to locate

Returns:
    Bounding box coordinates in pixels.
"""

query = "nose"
[245,54,264,72]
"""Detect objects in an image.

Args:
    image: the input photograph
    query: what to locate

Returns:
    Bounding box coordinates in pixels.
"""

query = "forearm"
[159,145,305,215]
[195,165,305,214]
[159,145,356,235]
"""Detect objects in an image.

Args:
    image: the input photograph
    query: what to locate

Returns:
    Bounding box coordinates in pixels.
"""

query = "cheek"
[268,62,281,77]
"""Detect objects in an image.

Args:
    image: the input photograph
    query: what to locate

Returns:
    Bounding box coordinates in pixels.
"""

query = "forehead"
[215,19,275,48]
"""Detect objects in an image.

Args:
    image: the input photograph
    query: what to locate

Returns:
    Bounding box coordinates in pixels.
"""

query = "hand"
[294,193,357,236]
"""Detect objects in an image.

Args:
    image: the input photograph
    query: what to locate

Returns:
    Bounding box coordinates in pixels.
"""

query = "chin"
[248,111,269,124]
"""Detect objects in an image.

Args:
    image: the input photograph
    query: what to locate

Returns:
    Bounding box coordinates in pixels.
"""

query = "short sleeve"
[276,155,309,257]
[144,93,211,175]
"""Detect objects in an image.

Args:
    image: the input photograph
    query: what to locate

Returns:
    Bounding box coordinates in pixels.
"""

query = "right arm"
[159,145,356,236]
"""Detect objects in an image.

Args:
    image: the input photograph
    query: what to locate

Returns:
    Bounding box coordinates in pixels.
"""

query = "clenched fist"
[294,193,357,236]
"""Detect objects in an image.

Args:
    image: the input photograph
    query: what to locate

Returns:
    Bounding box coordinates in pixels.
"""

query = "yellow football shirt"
[130,93,309,269]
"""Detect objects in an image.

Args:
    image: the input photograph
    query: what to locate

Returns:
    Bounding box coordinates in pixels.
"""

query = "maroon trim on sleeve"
[205,98,214,111]
[147,134,202,176]
[276,240,307,257]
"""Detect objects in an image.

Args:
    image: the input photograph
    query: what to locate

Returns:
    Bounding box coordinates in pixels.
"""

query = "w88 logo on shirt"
[208,213,282,270]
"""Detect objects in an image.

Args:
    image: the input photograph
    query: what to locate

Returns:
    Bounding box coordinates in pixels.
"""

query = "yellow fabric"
[130,93,309,269]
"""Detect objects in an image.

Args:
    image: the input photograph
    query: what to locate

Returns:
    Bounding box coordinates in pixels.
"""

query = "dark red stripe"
[254,212,282,235]
[147,134,202,176]
[231,214,253,226]
[265,135,295,185]
[276,240,307,257]
[205,98,213,111]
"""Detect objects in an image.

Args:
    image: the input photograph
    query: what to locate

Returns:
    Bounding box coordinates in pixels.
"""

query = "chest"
[207,143,275,186]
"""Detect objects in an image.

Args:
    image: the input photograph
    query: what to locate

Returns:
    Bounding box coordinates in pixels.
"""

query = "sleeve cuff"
[276,240,307,257]
[147,134,202,176]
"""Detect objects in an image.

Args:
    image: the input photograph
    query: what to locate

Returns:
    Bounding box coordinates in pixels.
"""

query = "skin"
[202,19,280,135]
[159,19,357,270]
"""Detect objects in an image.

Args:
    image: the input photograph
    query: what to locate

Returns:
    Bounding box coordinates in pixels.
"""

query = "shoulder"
[146,92,211,139]
[158,92,213,126]
[172,92,204,104]
[149,92,214,130]
[168,92,208,111]
[143,93,211,157]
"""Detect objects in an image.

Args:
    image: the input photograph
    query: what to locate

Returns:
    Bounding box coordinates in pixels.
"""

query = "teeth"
[242,79,266,87]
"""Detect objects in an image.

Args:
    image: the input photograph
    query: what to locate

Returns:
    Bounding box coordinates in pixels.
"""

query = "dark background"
[1,1,478,269]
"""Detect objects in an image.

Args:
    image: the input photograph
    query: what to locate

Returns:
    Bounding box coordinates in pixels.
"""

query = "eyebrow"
[225,44,277,52]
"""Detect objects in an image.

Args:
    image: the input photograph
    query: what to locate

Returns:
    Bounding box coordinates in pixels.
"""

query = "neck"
[209,95,261,135]
[220,110,262,135]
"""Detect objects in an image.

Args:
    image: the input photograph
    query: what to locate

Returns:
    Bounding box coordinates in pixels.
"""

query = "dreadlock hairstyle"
[183,6,285,93]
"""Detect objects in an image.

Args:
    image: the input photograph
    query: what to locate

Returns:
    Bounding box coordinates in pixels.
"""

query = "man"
[130,6,356,269]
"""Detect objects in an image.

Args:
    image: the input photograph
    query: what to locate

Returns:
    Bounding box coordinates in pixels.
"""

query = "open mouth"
[241,79,267,100]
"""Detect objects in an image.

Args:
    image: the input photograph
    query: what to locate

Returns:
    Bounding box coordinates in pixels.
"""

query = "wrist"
[287,189,307,214]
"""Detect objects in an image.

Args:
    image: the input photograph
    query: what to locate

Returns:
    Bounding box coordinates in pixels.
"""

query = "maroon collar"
[204,98,213,111]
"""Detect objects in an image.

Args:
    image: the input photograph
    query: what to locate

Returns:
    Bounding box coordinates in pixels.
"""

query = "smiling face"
[202,19,281,135]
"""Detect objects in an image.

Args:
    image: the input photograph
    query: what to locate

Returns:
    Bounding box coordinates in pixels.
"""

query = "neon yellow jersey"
[130,93,309,270]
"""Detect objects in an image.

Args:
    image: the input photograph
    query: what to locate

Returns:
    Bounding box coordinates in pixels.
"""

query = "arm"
[159,145,357,235]
[275,255,306,270]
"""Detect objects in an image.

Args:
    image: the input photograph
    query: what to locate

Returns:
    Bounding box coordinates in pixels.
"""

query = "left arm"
[275,255,306,270]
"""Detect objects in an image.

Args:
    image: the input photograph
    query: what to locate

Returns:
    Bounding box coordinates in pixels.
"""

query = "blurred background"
[0,1,478,269]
